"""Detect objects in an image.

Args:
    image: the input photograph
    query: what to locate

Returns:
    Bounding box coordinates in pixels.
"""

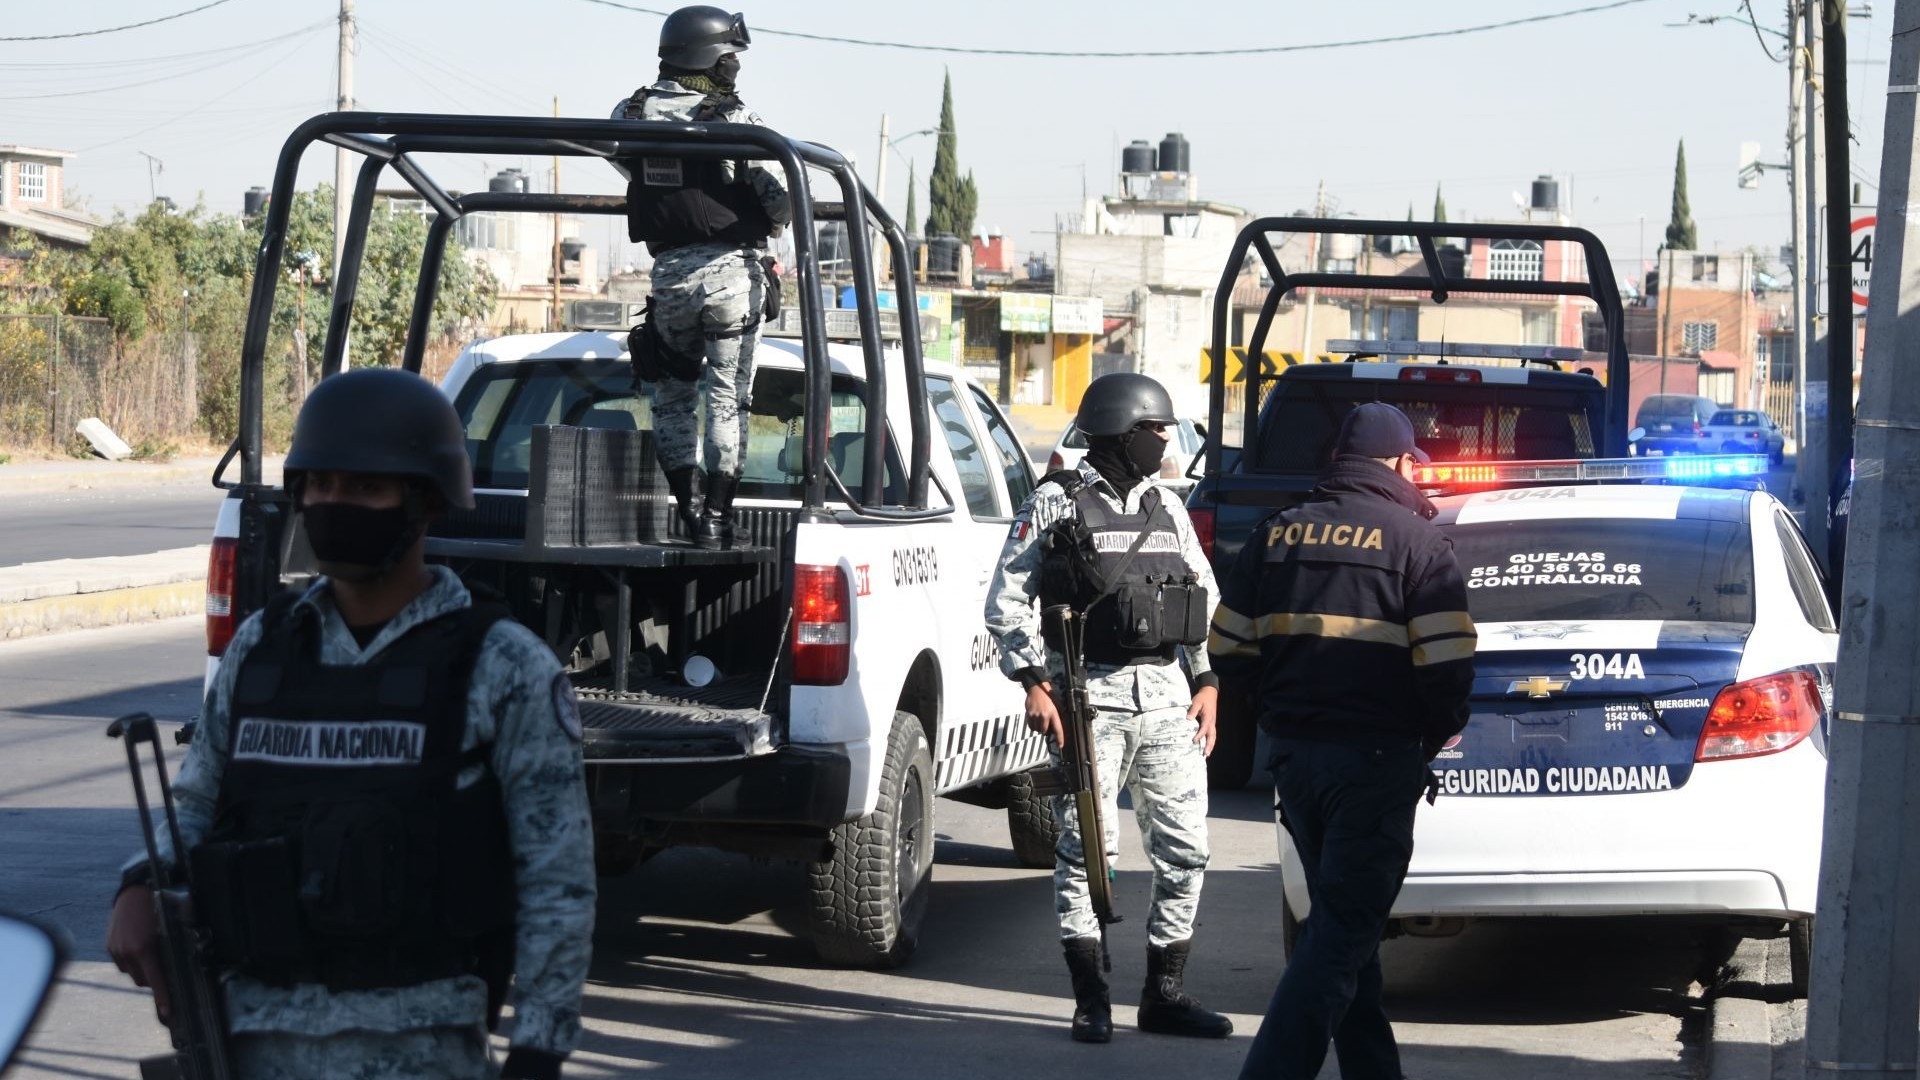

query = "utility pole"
[1804,3,1920,1076]
[873,113,890,280]
[1787,0,1812,489]
[332,0,355,278]
[1660,247,1675,393]
[875,113,890,213]
[1821,0,1856,571]
[138,151,162,204]
[1299,179,1326,360]
[1801,0,1833,560]
[551,96,563,332]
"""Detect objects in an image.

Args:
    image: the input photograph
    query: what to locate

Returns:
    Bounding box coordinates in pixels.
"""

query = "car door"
[926,375,1034,792]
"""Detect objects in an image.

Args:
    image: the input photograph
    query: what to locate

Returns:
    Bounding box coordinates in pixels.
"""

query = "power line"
[0,0,240,43]
[1739,0,1788,62]
[79,35,314,152]
[577,0,1657,58]
[0,22,331,101]
[0,19,330,71]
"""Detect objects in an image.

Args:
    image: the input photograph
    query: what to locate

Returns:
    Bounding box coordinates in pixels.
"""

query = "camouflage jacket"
[611,79,793,239]
[123,567,595,1054]
[984,460,1218,713]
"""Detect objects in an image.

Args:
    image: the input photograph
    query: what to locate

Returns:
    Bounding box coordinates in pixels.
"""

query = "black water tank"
[1437,245,1467,280]
[1531,175,1559,212]
[818,221,849,268]
[1158,132,1190,174]
[928,233,962,277]
[490,168,528,194]
[1121,139,1157,174]
[561,239,585,262]
[242,186,268,218]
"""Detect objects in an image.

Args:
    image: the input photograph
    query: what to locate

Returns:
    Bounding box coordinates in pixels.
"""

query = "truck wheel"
[808,711,935,968]
[1207,692,1257,790]
[1006,769,1060,870]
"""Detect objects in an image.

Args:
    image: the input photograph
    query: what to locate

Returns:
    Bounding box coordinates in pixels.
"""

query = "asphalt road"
[1,617,1726,1079]
[0,483,225,568]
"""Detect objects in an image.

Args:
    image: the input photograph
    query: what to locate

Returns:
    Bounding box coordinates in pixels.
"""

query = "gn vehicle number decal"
[1569,652,1645,680]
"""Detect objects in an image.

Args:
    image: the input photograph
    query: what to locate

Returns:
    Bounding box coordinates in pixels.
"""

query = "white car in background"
[1045,417,1206,492]
[1275,474,1837,995]
[1701,409,1787,465]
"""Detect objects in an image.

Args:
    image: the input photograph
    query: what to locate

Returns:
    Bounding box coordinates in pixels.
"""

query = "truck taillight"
[1695,670,1824,761]
[206,536,238,657]
[1047,451,1064,471]
[1189,506,1215,556]
[791,564,850,685]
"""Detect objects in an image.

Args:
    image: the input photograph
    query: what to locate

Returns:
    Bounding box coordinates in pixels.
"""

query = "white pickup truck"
[202,111,1056,967]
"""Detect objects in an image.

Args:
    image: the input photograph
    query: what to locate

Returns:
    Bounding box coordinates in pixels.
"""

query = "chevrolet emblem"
[1508,676,1571,699]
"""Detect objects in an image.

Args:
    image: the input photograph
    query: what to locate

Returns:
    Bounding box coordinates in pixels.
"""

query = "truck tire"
[1789,917,1813,998]
[1208,691,1257,790]
[808,711,935,968]
[1006,769,1060,870]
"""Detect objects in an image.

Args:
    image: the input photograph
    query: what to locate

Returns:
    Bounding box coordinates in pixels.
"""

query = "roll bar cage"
[223,111,937,519]
[1203,218,1633,473]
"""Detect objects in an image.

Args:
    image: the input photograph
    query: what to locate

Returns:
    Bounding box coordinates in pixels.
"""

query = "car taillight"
[1695,670,1824,761]
[1189,506,1215,555]
[206,536,238,657]
[1047,451,1064,471]
[791,564,850,685]
[1692,420,1704,436]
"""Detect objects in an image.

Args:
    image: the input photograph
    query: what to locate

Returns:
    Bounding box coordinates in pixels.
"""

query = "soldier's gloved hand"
[1023,682,1065,748]
[501,1047,564,1080]
[1187,685,1219,758]
[106,885,172,1025]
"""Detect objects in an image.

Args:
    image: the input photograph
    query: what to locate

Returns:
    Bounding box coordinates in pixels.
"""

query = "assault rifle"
[1032,605,1121,960]
[108,712,234,1080]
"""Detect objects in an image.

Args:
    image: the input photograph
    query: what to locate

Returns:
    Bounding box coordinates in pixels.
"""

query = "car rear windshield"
[452,359,901,501]
[1637,395,1705,420]
[1709,411,1762,426]
[1444,518,1756,624]
[1253,380,1599,472]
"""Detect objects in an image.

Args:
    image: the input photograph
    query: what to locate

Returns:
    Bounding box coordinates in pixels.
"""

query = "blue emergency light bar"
[1413,454,1770,489]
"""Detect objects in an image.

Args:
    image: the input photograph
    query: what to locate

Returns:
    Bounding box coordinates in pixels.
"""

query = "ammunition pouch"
[629,300,705,386]
[1110,577,1209,653]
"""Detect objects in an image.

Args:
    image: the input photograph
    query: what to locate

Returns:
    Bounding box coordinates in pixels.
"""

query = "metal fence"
[0,313,195,450]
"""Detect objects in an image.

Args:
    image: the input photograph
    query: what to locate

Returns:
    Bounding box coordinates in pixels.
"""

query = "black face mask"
[1122,429,1167,479]
[712,53,741,90]
[301,502,421,583]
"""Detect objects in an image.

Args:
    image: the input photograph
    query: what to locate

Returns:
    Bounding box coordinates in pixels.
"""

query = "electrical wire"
[1740,0,1789,62]
[0,23,330,101]
[0,19,331,71]
[78,34,316,152]
[0,0,241,43]
[577,0,1656,58]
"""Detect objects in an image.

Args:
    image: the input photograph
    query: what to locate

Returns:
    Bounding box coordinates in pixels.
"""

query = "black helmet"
[286,368,474,510]
[1074,372,1177,438]
[659,6,750,69]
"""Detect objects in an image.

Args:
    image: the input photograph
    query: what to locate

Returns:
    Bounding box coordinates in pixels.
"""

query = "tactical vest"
[621,90,775,250]
[1040,478,1209,666]
[190,593,517,1012]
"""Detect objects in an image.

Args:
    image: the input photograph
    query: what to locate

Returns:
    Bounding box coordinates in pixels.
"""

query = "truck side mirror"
[1628,426,1646,443]
[0,914,61,1071]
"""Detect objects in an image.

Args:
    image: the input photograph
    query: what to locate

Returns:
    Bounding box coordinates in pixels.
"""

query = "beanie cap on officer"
[1333,402,1430,464]
[285,367,475,509]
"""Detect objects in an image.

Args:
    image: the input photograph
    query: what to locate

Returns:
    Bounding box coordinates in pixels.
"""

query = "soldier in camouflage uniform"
[107,369,595,1080]
[614,6,791,549]
[985,372,1233,1045]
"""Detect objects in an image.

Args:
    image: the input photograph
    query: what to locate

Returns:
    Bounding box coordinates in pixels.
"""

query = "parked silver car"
[1702,408,1786,465]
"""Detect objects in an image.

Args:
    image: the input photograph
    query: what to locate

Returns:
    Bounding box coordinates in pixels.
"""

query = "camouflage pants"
[231,1025,493,1079]
[1053,704,1211,948]
[647,244,766,475]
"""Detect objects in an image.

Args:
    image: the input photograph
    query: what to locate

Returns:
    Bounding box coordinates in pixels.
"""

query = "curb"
[1707,994,1772,1080]
[0,456,282,495]
[0,580,204,640]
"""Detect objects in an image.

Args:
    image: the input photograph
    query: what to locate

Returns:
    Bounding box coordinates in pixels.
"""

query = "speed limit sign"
[1819,206,1876,315]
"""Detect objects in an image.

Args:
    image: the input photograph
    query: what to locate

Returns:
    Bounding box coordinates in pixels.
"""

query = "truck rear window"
[453,359,901,501]
[1253,381,1599,472]
[1443,519,1755,624]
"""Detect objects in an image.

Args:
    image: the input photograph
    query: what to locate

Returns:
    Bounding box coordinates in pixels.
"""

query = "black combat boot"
[662,465,705,540]
[1062,936,1113,1044]
[698,471,740,550]
[1137,939,1233,1038]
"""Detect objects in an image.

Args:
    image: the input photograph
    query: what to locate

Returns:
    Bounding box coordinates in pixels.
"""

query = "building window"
[1487,238,1544,281]
[457,212,515,251]
[16,162,45,202]
[1522,307,1556,345]
[1682,320,1718,355]
[1692,255,1718,283]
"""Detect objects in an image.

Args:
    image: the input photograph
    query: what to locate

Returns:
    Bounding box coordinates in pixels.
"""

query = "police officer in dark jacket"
[1211,403,1476,1080]
[107,369,595,1080]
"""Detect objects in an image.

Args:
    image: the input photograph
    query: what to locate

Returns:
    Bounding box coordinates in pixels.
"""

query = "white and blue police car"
[1274,456,1836,994]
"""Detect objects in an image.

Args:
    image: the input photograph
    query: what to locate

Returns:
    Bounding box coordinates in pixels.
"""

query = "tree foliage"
[1432,183,1448,224]
[904,161,918,239]
[1665,140,1697,251]
[925,72,978,239]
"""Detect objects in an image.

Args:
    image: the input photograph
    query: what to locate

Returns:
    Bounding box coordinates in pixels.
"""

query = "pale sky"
[2,0,1900,282]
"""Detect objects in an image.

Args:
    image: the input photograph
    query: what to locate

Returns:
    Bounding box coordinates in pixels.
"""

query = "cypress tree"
[926,72,978,239]
[1433,183,1448,223]
[904,161,918,238]
[1665,140,1698,251]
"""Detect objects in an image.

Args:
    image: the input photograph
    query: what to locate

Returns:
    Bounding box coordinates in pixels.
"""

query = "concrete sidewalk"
[0,453,281,494]
[0,546,207,640]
